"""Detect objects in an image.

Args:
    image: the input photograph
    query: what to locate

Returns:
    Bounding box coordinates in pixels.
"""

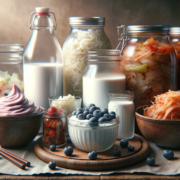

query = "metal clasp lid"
[29,11,57,31]
[116,25,130,55]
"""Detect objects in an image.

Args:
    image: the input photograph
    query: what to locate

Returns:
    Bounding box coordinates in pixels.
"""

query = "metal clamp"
[29,11,57,31]
[116,25,130,55]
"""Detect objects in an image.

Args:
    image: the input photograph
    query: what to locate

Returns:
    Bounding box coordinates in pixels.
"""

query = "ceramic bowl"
[135,106,180,148]
[0,112,43,148]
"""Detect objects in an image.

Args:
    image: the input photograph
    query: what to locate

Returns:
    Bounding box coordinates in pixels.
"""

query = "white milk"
[108,99,135,139]
[83,77,125,109]
[24,63,63,109]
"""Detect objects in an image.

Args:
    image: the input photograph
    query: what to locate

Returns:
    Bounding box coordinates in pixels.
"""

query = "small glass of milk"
[108,91,135,140]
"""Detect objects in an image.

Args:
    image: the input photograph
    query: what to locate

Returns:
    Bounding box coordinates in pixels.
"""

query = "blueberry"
[88,103,95,109]
[64,146,73,156]
[96,107,100,110]
[163,150,174,160]
[84,108,89,111]
[77,108,83,112]
[67,137,72,143]
[78,114,85,120]
[86,114,93,120]
[4,93,8,96]
[110,114,116,119]
[93,110,102,119]
[103,113,110,119]
[72,111,76,116]
[98,117,108,123]
[49,145,56,151]
[101,108,108,114]
[48,161,56,169]
[88,151,97,160]
[146,157,155,166]
[120,139,128,148]
[88,117,98,126]
[83,111,89,117]
[76,110,83,118]
[113,149,121,156]
[128,145,134,151]
[89,106,98,114]
[109,111,116,116]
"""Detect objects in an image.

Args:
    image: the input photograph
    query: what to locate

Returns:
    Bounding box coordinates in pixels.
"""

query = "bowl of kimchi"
[135,91,180,148]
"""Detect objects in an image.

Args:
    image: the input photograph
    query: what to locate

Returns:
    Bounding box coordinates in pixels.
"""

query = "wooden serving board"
[34,134,150,171]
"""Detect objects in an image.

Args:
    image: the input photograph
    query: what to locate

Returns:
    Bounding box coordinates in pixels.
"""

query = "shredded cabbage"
[63,28,111,97]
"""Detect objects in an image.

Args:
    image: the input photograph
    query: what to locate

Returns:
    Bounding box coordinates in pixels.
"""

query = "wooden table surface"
[0,174,180,179]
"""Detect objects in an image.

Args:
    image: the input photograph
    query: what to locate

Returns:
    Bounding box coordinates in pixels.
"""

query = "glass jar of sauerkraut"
[63,17,112,97]
[169,27,180,90]
[0,44,24,98]
[117,25,177,108]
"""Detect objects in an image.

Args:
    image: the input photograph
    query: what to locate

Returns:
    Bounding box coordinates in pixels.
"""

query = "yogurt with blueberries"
[68,103,119,152]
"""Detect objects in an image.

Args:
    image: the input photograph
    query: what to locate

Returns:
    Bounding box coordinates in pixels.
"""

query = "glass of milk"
[108,91,135,140]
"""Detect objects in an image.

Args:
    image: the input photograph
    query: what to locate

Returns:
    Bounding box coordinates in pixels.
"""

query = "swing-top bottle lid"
[35,7,49,13]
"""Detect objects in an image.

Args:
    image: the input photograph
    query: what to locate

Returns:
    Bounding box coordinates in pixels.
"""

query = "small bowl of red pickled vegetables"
[135,91,180,148]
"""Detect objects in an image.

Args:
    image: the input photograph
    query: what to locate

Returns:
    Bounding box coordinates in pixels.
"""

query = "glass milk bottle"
[83,49,126,109]
[108,91,135,140]
[23,7,63,110]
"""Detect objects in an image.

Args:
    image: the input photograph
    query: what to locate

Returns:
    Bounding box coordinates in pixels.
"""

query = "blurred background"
[0,0,179,48]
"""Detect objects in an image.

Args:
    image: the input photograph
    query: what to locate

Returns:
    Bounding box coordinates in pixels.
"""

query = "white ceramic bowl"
[68,115,119,152]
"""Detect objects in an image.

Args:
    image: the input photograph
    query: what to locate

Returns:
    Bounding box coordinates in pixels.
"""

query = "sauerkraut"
[121,37,176,107]
[63,28,111,97]
[0,71,23,97]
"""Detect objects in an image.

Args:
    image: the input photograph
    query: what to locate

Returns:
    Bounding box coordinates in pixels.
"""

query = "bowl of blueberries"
[67,103,119,152]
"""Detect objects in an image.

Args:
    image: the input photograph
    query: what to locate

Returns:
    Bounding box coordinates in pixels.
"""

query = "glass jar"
[83,49,126,109]
[0,44,24,97]
[63,17,112,98]
[108,91,134,140]
[169,27,180,90]
[43,110,66,147]
[117,25,177,108]
[23,7,63,110]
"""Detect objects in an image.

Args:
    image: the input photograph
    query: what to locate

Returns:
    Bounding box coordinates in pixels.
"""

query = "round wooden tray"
[34,134,150,171]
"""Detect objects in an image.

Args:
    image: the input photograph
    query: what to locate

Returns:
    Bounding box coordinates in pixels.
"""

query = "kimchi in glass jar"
[169,27,180,90]
[117,25,177,108]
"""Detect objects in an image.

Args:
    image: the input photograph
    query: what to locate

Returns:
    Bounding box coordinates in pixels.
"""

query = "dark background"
[0,0,179,48]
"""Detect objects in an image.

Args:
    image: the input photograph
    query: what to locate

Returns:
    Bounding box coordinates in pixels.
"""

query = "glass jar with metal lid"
[83,49,126,109]
[0,44,24,98]
[63,17,112,98]
[169,27,180,90]
[117,25,177,108]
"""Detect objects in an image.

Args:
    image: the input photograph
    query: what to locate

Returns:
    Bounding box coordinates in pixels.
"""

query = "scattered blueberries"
[93,110,102,119]
[163,150,174,160]
[48,161,56,169]
[76,110,83,118]
[127,145,134,151]
[120,139,128,148]
[83,111,89,117]
[78,114,85,120]
[146,157,155,166]
[64,146,73,156]
[113,149,121,156]
[88,151,97,160]
[88,103,95,109]
[86,114,93,120]
[109,111,116,116]
[72,111,76,116]
[103,113,111,119]
[101,108,108,114]
[67,137,72,143]
[4,93,8,96]
[49,145,56,151]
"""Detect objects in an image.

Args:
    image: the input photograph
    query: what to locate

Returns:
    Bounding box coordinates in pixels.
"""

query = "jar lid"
[69,16,105,26]
[169,27,180,35]
[0,44,24,53]
[68,115,119,129]
[125,25,169,34]
[88,49,121,61]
